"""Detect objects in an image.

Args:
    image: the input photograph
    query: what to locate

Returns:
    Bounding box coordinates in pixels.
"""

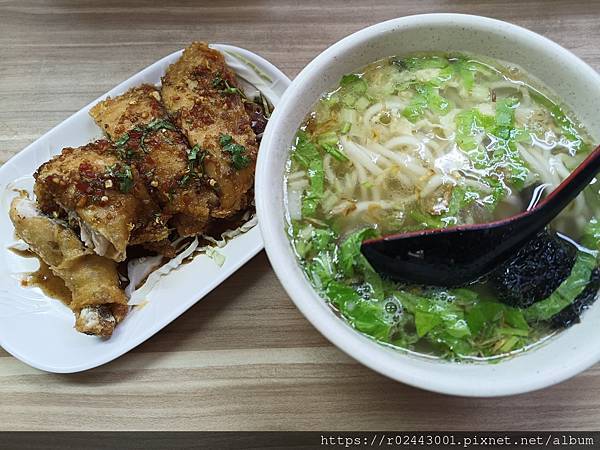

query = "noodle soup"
[284,53,600,361]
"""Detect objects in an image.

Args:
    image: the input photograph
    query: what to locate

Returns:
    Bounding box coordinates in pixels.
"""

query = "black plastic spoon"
[361,144,600,287]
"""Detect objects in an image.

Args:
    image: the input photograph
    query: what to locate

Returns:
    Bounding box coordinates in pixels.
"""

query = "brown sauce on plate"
[13,249,72,305]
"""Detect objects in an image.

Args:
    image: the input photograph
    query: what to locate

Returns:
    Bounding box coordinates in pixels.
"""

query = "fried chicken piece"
[10,196,128,337]
[161,42,258,218]
[34,140,169,262]
[89,85,218,237]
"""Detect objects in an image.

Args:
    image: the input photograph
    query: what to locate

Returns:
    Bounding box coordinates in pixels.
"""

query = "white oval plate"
[0,44,290,373]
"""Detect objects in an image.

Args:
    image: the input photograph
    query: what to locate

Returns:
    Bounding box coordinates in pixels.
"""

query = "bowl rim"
[256,13,600,397]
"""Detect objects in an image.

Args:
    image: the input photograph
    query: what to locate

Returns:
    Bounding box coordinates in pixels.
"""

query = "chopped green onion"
[321,142,348,162]
[317,131,339,146]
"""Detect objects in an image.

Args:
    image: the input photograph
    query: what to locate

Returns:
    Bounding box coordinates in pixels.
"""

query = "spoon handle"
[536,144,600,223]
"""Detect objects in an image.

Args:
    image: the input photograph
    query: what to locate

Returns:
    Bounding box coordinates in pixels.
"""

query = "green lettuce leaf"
[301,161,324,217]
[339,74,368,94]
[454,109,494,166]
[292,131,325,217]
[490,98,529,186]
[581,217,600,252]
[454,101,528,188]
[324,281,395,340]
[524,252,597,321]
[339,228,378,275]
[330,73,369,107]
[339,227,383,299]
[396,291,471,345]
[450,57,479,91]
[292,130,319,168]
[304,249,337,289]
[402,83,451,122]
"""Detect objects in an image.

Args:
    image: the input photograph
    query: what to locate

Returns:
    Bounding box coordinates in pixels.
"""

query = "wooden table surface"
[2,0,600,431]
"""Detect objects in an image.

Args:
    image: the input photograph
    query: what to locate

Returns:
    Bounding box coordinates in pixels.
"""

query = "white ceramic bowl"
[256,14,600,396]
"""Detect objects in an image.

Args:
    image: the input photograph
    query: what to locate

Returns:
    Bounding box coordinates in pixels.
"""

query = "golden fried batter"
[10,196,128,337]
[161,42,258,218]
[90,85,218,237]
[34,140,169,261]
[9,43,263,339]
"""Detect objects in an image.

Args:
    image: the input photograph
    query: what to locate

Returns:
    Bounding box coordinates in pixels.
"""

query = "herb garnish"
[219,134,250,169]
[105,163,134,193]
[114,132,137,160]
[116,146,136,160]
[114,133,130,147]
[113,118,177,159]
[131,118,177,153]
[178,172,194,187]
[212,73,241,96]
[187,144,206,171]
[176,145,207,188]
[144,118,177,133]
